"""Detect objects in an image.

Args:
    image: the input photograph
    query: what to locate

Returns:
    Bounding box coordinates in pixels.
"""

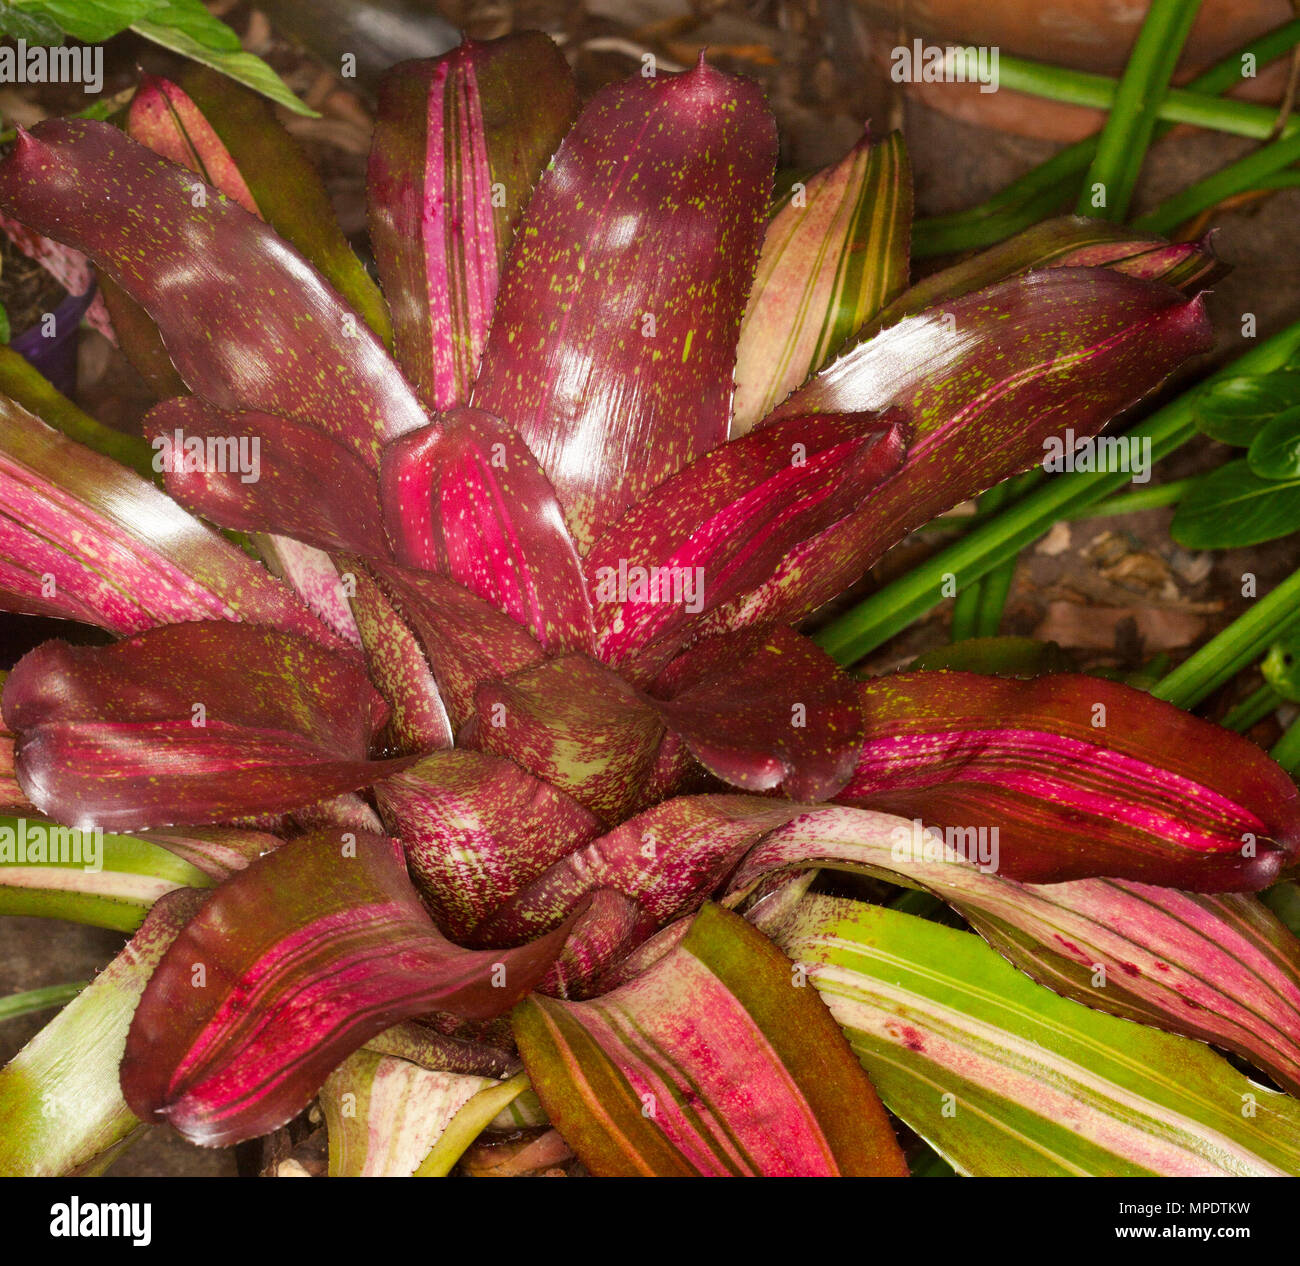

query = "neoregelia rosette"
[0,33,1297,1178]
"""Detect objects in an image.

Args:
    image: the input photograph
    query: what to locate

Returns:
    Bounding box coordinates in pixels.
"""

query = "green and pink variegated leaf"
[3,622,414,830]
[472,795,802,948]
[374,750,600,942]
[761,897,1300,1176]
[732,131,911,434]
[586,410,905,673]
[0,394,339,644]
[840,671,1300,889]
[0,121,423,467]
[372,561,546,728]
[728,806,1300,1098]
[346,566,452,755]
[143,398,391,559]
[514,902,907,1176]
[380,409,593,653]
[0,889,203,1176]
[472,59,777,550]
[368,34,577,409]
[648,626,864,802]
[321,1049,503,1177]
[120,830,573,1147]
[707,269,1213,637]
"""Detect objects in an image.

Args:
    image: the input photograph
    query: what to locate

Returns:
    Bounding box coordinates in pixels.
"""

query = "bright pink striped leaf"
[374,749,600,942]
[368,34,577,409]
[0,393,337,644]
[371,561,546,728]
[586,410,906,672]
[707,269,1213,636]
[3,622,414,830]
[647,626,865,802]
[142,398,390,560]
[732,130,911,434]
[839,671,1300,889]
[513,902,907,1176]
[379,408,593,653]
[471,58,777,550]
[727,805,1300,1099]
[0,120,423,467]
[471,795,802,950]
[120,829,571,1147]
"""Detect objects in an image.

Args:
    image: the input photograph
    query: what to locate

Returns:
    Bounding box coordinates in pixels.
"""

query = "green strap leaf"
[0,888,203,1176]
[0,814,210,931]
[764,897,1300,1176]
[514,902,907,1177]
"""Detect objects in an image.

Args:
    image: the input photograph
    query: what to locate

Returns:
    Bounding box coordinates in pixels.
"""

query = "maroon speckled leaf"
[471,58,777,550]
[345,565,452,755]
[0,393,338,644]
[368,34,577,409]
[370,561,546,728]
[380,408,593,653]
[647,626,864,802]
[120,829,571,1147]
[0,120,424,467]
[3,622,414,830]
[472,794,802,948]
[155,65,392,343]
[706,269,1213,636]
[471,654,666,825]
[374,749,600,941]
[514,902,907,1176]
[854,216,1222,347]
[142,397,391,559]
[535,887,642,999]
[586,410,905,675]
[838,671,1300,890]
[0,677,31,813]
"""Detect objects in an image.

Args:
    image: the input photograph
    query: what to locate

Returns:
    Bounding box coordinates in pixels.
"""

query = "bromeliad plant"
[1,30,1299,1178]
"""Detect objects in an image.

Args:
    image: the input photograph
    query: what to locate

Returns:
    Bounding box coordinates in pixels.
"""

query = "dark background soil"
[1,0,1297,1175]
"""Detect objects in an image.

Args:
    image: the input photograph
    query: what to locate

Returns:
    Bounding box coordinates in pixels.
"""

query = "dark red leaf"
[471,59,777,550]
[3,622,413,830]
